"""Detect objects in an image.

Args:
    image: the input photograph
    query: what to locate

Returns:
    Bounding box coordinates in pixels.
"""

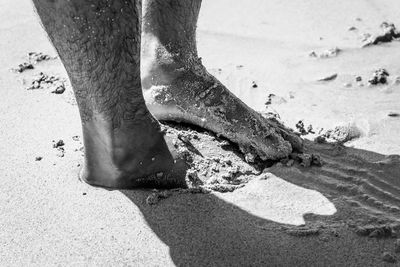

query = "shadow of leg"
[120,186,387,266]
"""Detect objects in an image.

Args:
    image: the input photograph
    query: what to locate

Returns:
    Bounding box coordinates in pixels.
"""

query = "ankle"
[141,34,202,87]
[79,112,174,187]
[80,115,121,187]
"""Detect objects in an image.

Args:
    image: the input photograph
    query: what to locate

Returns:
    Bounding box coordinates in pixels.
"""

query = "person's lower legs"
[32,0,187,189]
[141,0,302,161]
[141,0,201,82]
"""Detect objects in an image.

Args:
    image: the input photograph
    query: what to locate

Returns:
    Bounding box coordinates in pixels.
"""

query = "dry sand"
[1,0,400,266]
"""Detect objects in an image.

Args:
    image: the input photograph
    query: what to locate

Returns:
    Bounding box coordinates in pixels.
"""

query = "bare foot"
[142,55,302,161]
[79,111,189,189]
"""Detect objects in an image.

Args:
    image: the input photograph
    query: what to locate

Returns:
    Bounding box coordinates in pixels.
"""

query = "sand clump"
[295,120,315,136]
[12,52,67,95]
[264,93,287,106]
[388,112,400,117]
[52,139,65,157]
[278,152,322,168]
[368,68,390,85]
[336,68,396,88]
[309,47,341,58]
[317,73,338,82]
[323,124,361,143]
[12,62,34,73]
[313,123,362,144]
[11,52,54,73]
[27,52,53,63]
[26,72,66,93]
[362,22,400,47]
[348,26,357,32]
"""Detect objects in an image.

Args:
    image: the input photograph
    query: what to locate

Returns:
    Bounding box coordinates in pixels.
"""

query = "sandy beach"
[1,0,400,265]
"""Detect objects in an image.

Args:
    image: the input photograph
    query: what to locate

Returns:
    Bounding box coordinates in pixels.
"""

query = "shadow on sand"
[121,142,400,266]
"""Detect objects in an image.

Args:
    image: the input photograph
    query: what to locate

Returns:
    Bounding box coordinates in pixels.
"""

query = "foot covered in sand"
[142,57,303,161]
